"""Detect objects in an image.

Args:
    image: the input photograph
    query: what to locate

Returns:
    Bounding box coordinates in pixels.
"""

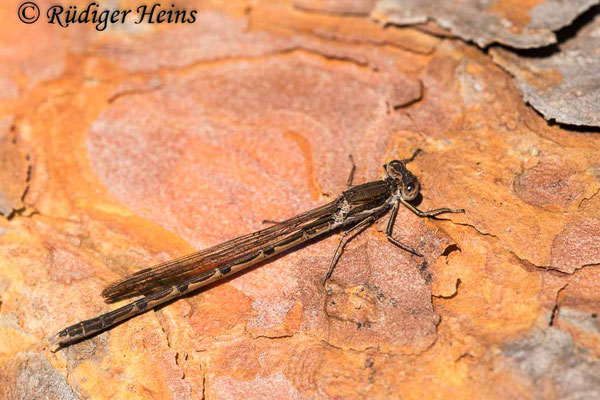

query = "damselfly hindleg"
[324,216,375,284]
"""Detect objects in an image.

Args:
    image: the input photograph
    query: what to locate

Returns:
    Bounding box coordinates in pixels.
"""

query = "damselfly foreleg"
[400,198,465,217]
[399,148,422,164]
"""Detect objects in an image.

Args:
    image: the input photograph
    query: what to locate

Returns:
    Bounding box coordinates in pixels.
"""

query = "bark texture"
[1,1,599,399]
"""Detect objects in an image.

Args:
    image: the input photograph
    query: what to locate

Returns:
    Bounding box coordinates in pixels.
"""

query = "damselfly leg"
[385,200,422,256]
[346,154,356,188]
[399,148,422,164]
[400,198,465,217]
[324,216,375,284]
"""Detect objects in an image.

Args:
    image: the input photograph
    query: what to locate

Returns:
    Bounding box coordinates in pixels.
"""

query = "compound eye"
[390,161,403,171]
[385,160,406,178]
[401,182,419,201]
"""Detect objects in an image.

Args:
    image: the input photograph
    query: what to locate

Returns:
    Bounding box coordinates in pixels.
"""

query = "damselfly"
[49,150,464,351]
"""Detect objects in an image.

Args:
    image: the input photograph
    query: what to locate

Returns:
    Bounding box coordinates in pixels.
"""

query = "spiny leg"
[400,148,423,164]
[400,198,465,217]
[324,216,375,284]
[346,154,356,188]
[385,201,422,256]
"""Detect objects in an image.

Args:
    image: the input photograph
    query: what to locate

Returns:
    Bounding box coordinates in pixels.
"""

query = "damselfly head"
[384,160,421,201]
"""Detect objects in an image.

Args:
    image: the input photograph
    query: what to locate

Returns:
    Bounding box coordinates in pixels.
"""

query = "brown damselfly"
[48,150,464,351]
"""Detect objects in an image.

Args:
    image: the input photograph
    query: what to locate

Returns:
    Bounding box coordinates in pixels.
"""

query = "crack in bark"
[578,187,600,208]
[451,221,499,239]
[157,317,173,351]
[150,46,371,78]
[510,249,600,275]
[2,127,32,220]
[441,243,461,259]
[454,352,474,363]
[393,79,424,109]
[252,332,296,340]
[291,46,371,67]
[251,329,409,357]
[316,337,395,357]
[549,283,568,326]
[305,28,439,55]
[432,278,461,300]
[156,315,192,384]
[449,219,599,275]
[108,85,164,104]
